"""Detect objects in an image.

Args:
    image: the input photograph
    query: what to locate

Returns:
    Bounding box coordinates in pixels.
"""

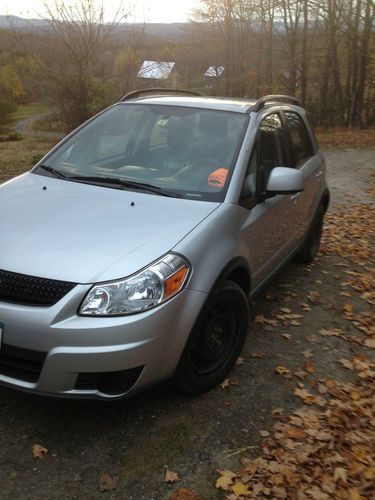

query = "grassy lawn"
[0,137,58,184]
[10,103,52,125]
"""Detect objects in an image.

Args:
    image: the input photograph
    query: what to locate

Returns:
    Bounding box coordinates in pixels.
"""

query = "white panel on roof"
[204,66,225,78]
[137,61,176,80]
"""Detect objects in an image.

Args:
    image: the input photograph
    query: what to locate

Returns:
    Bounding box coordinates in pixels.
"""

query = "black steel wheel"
[175,280,249,394]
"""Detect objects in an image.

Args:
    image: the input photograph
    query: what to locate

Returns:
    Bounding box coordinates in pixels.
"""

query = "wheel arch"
[211,257,252,297]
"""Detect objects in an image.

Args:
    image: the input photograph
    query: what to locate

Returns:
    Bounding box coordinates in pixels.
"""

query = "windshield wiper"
[34,164,68,180]
[67,175,176,197]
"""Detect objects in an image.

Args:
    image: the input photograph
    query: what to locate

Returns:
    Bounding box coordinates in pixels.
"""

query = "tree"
[192,0,375,127]
[38,0,130,131]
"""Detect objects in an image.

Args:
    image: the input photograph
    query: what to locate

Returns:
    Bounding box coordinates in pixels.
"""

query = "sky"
[1,0,199,23]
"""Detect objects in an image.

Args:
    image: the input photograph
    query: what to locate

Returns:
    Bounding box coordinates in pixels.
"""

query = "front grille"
[0,269,77,306]
[0,344,46,383]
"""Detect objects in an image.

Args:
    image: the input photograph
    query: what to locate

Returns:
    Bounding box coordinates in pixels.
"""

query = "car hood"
[0,173,219,283]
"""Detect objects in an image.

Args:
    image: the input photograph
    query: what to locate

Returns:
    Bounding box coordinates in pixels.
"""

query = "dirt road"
[15,114,64,139]
[0,148,374,499]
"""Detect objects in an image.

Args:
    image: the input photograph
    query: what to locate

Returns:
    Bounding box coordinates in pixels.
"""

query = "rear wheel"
[295,206,325,264]
[175,280,249,394]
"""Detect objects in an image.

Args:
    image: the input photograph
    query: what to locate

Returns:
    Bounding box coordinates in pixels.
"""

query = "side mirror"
[266,167,303,195]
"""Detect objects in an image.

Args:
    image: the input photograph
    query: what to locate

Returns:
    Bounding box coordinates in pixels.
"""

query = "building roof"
[204,66,225,78]
[137,61,176,80]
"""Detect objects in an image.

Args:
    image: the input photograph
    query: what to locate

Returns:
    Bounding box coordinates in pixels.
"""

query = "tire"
[175,280,249,395]
[294,205,325,264]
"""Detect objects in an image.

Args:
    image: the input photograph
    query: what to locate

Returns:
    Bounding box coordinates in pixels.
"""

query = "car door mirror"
[266,167,303,195]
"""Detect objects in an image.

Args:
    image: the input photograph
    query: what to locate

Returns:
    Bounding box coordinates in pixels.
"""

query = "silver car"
[0,90,329,399]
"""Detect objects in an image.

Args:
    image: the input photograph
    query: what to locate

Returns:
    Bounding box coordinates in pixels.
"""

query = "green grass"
[0,136,58,184]
[10,102,51,125]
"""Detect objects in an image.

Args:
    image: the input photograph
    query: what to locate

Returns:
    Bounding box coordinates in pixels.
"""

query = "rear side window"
[285,111,313,166]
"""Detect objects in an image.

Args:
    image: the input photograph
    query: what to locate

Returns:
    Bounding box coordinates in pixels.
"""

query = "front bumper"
[0,285,208,399]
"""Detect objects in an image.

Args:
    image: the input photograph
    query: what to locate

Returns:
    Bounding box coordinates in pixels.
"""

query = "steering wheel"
[174,158,220,177]
[190,158,221,169]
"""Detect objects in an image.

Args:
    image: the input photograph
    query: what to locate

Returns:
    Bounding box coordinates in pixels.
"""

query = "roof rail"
[120,88,201,102]
[252,94,300,112]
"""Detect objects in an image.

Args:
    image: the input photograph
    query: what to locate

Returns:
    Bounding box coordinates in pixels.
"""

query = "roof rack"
[252,94,300,112]
[120,88,201,102]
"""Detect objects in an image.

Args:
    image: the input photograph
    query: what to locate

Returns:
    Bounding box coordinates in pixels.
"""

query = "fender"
[210,256,252,297]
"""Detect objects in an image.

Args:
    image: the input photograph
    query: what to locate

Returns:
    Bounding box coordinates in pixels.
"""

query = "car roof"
[119,95,257,114]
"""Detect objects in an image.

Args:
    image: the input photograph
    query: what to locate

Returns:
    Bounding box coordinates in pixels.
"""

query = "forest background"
[0,0,374,134]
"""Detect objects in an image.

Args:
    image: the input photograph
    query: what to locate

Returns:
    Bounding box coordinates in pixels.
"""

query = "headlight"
[79,254,190,316]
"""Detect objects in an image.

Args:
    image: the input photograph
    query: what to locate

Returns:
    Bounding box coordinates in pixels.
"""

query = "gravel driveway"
[0,148,374,499]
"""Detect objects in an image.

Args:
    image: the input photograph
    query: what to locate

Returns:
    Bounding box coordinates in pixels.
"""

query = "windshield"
[34,103,249,201]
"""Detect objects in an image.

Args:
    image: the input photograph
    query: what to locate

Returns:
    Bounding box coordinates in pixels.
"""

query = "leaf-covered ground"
[215,197,375,499]
[315,128,375,150]
[0,139,374,499]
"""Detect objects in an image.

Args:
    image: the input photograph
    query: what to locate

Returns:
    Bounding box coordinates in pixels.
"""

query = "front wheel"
[294,206,325,264]
[175,280,249,395]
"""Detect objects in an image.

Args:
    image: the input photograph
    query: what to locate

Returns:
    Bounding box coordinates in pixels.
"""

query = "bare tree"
[40,0,130,131]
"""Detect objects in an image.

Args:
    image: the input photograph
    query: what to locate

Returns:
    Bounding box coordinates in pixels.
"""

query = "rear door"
[282,110,322,238]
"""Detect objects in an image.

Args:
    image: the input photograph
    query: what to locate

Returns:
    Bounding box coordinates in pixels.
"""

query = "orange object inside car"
[208,168,229,189]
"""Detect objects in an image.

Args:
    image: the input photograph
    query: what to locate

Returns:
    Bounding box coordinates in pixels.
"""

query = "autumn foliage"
[215,198,375,499]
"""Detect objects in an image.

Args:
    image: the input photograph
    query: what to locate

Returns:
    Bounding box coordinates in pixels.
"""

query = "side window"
[285,111,313,166]
[241,146,257,200]
[258,113,284,191]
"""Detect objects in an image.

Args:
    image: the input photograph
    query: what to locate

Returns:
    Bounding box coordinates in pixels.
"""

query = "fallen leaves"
[319,327,343,337]
[220,378,240,389]
[338,358,354,370]
[259,430,271,437]
[232,480,251,496]
[303,361,316,373]
[275,366,290,376]
[293,387,317,405]
[216,470,236,491]
[216,356,375,498]
[170,488,199,500]
[343,302,354,317]
[32,444,48,459]
[165,470,181,483]
[249,352,267,358]
[307,290,320,302]
[321,203,374,268]
[98,473,118,492]
[363,338,375,349]
[213,201,375,499]
[220,379,231,389]
[302,349,313,358]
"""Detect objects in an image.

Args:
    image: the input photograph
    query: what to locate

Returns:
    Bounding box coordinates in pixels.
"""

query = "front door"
[240,112,298,289]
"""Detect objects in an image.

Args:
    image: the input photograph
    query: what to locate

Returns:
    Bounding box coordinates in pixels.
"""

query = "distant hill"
[0,15,190,41]
[0,15,47,31]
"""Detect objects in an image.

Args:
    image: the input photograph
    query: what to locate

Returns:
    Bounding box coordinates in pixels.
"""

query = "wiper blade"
[68,176,175,197]
[35,164,68,179]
